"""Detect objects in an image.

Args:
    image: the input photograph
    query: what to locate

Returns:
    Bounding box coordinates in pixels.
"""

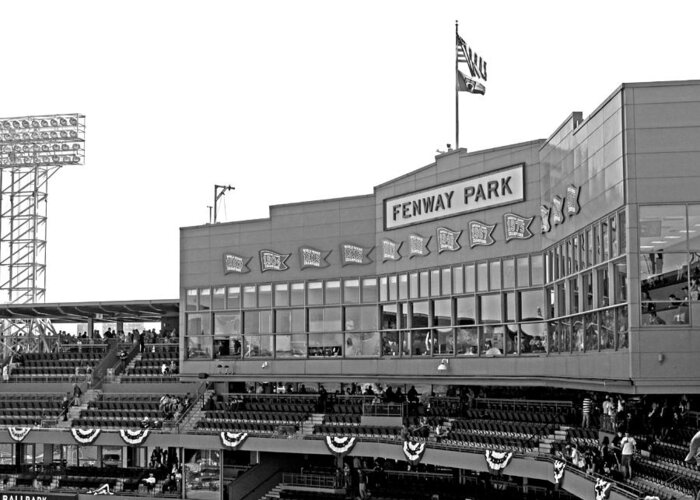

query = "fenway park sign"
[384,164,525,230]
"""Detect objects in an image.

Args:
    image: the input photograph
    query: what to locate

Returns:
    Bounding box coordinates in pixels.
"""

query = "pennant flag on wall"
[382,238,403,262]
[409,234,431,258]
[503,213,534,242]
[299,247,331,269]
[566,184,581,215]
[552,196,565,225]
[340,243,373,266]
[259,250,290,272]
[223,253,251,274]
[468,221,496,247]
[437,227,462,253]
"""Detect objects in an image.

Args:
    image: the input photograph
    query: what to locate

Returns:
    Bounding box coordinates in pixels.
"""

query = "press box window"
[362,278,378,303]
[344,279,360,304]
[199,288,211,310]
[227,286,241,309]
[212,287,225,310]
[186,289,198,311]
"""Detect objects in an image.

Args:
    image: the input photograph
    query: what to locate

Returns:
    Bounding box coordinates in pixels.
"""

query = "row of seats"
[230,394,319,405]
[324,414,361,425]
[80,409,162,420]
[633,459,698,497]
[0,400,63,409]
[204,410,307,423]
[461,409,568,424]
[72,418,156,428]
[235,402,315,413]
[446,432,538,453]
[450,420,554,438]
[313,424,400,437]
[23,352,105,361]
[99,394,165,402]
[0,409,61,417]
[90,401,160,410]
[195,421,280,433]
[12,367,89,375]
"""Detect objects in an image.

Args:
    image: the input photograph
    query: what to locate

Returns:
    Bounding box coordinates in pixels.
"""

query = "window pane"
[215,313,240,335]
[442,268,452,295]
[245,335,273,357]
[226,286,241,309]
[213,287,225,310]
[610,215,618,257]
[639,205,687,252]
[433,328,454,355]
[456,297,475,325]
[570,278,580,314]
[411,301,429,328]
[517,257,530,287]
[258,284,272,308]
[389,275,398,301]
[308,308,323,332]
[481,325,504,356]
[600,309,615,350]
[616,306,629,348]
[601,220,609,262]
[477,263,488,292]
[291,283,305,306]
[409,273,419,299]
[379,276,388,302]
[431,270,440,296]
[465,265,475,293]
[382,331,402,357]
[597,267,610,307]
[521,323,547,354]
[410,330,430,356]
[503,259,515,289]
[557,283,566,317]
[619,210,627,254]
[640,252,688,301]
[186,289,198,311]
[244,311,259,334]
[452,266,464,294]
[584,312,598,351]
[505,292,516,322]
[308,333,343,357]
[187,336,212,359]
[688,205,700,250]
[582,272,593,311]
[344,279,360,304]
[381,304,398,330]
[419,271,430,298]
[572,315,584,352]
[325,280,341,304]
[614,261,627,303]
[308,281,323,305]
[187,313,210,335]
[398,274,408,300]
[199,288,211,310]
[345,332,380,357]
[480,294,501,323]
[362,278,378,303]
[345,306,378,331]
[275,283,289,307]
[456,326,479,355]
[490,261,501,290]
[642,301,688,326]
[276,334,307,358]
[243,286,256,308]
[275,310,292,333]
[433,299,452,326]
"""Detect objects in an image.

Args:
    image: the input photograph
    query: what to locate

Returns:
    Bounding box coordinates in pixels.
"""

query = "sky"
[0,0,698,303]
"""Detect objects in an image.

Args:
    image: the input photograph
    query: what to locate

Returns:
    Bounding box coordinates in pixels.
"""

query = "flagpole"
[455,20,460,150]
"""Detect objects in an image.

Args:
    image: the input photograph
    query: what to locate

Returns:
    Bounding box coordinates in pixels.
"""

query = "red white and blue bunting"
[402,440,427,466]
[220,431,248,450]
[324,436,356,457]
[553,460,566,484]
[594,478,612,500]
[484,450,513,473]
[87,483,114,495]
[8,427,31,442]
[119,429,150,446]
[71,428,101,445]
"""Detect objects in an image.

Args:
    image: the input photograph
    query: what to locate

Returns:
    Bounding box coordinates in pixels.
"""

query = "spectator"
[620,432,636,479]
[72,383,82,405]
[2,365,8,382]
[169,360,177,375]
[138,330,145,353]
[143,473,156,492]
[581,395,592,428]
[161,362,169,376]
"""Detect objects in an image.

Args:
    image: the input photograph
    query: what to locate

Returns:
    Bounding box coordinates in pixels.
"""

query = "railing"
[164,381,208,433]
[90,339,121,389]
[113,342,140,377]
[362,403,404,417]
[281,472,338,489]
[473,397,574,412]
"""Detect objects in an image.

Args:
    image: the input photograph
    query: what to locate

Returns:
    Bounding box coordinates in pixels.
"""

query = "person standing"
[582,395,592,428]
[620,432,636,479]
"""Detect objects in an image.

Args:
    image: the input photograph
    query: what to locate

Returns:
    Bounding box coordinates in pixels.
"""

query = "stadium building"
[0,80,699,500]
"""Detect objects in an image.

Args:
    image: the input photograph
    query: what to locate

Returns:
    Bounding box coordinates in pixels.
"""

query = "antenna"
[213,185,235,223]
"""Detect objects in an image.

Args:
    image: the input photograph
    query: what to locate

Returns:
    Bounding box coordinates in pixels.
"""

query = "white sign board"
[384,164,525,230]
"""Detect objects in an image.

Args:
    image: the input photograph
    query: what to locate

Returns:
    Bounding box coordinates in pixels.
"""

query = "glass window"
[477,263,488,292]
[517,257,529,287]
[619,210,627,254]
[582,272,593,311]
[290,283,305,306]
[389,275,398,301]
[545,252,552,283]
[409,273,419,299]
[245,335,273,357]
[616,306,629,349]
[381,304,398,330]
[572,237,579,273]
[411,301,430,329]
[569,278,580,314]
[490,261,501,290]
[465,264,475,293]
[419,271,429,298]
[308,281,323,305]
[433,328,455,355]
[480,294,501,323]
[276,334,307,358]
[594,224,601,265]
[548,321,560,354]
[325,280,341,304]
[640,252,688,301]
[557,283,566,317]
[275,283,289,307]
[610,215,618,257]
[442,268,452,295]
[572,315,584,352]
[642,301,689,326]
[481,325,504,356]
[381,331,403,356]
[244,310,272,334]
[432,299,452,326]
[275,309,304,333]
[227,286,241,309]
[600,308,615,350]
[410,330,431,356]
[344,279,360,304]
[456,296,475,325]
[601,220,609,262]
[199,288,211,310]
[214,312,240,335]
[546,286,555,319]
[521,323,546,354]
[187,336,212,359]
[187,313,210,335]
[379,276,388,302]
[688,205,700,250]
[308,333,343,357]
[212,287,225,310]
[186,289,198,311]
[258,284,272,308]
[597,267,610,307]
[452,266,464,294]
[243,285,256,308]
[345,332,380,357]
[639,205,687,253]
[456,326,479,355]
[362,278,378,303]
[345,306,378,331]
[519,290,544,321]
[431,270,440,296]
[308,307,342,332]
[586,228,594,267]
[584,312,599,351]
[614,260,627,304]
[505,292,516,322]
[503,259,515,289]
[398,274,408,300]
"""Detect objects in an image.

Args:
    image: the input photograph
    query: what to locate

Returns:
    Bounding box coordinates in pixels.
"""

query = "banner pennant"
[259,250,290,272]
[382,238,403,262]
[437,227,462,253]
[503,213,534,242]
[468,221,496,247]
[299,247,331,269]
[223,253,251,274]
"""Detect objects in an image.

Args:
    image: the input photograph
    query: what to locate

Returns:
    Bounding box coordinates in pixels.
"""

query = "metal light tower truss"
[0,114,85,353]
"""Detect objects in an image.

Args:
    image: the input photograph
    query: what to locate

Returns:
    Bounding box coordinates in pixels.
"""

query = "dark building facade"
[179,80,700,394]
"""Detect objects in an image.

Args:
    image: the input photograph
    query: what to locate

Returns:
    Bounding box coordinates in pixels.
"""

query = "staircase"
[56,388,102,428]
[257,484,283,499]
[115,353,142,382]
[539,425,568,455]
[178,389,215,433]
[301,414,324,435]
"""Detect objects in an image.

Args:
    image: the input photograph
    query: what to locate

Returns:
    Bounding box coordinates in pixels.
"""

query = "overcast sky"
[1,1,698,303]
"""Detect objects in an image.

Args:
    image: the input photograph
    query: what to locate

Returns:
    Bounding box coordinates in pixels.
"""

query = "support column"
[87,318,95,339]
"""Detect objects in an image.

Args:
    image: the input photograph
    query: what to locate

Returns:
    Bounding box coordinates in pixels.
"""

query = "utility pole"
[213,185,235,224]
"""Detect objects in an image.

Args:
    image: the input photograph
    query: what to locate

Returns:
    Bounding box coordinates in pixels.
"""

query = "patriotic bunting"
[223,253,251,274]
[324,436,357,457]
[552,196,565,225]
[8,427,31,442]
[484,450,513,473]
[437,227,462,253]
[566,184,580,215]
[408,234,431,258]
[299,247,331,269]
[119,428,150,446]
[340,243,373,266]
[594,478,612,500]
[71,428,101,445]
[540,205,551,233]
[643,496,661,500]
[503,213,534,242]
[402,440,427,466]
[382,238,403,262]
[259,250,290,272]
[553,460,566,484]
[468,221,495,248]
[220,431,249,450]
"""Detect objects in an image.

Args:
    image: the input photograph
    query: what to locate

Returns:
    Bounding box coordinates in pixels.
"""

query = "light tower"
[0,114,85,353]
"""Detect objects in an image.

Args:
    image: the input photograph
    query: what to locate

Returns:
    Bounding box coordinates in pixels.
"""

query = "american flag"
[456,34,487,83]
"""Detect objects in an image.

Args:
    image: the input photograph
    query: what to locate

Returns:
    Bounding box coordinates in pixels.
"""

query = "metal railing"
[281,473,338,489]
[473,397,574,412]
[362,403,404,417]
